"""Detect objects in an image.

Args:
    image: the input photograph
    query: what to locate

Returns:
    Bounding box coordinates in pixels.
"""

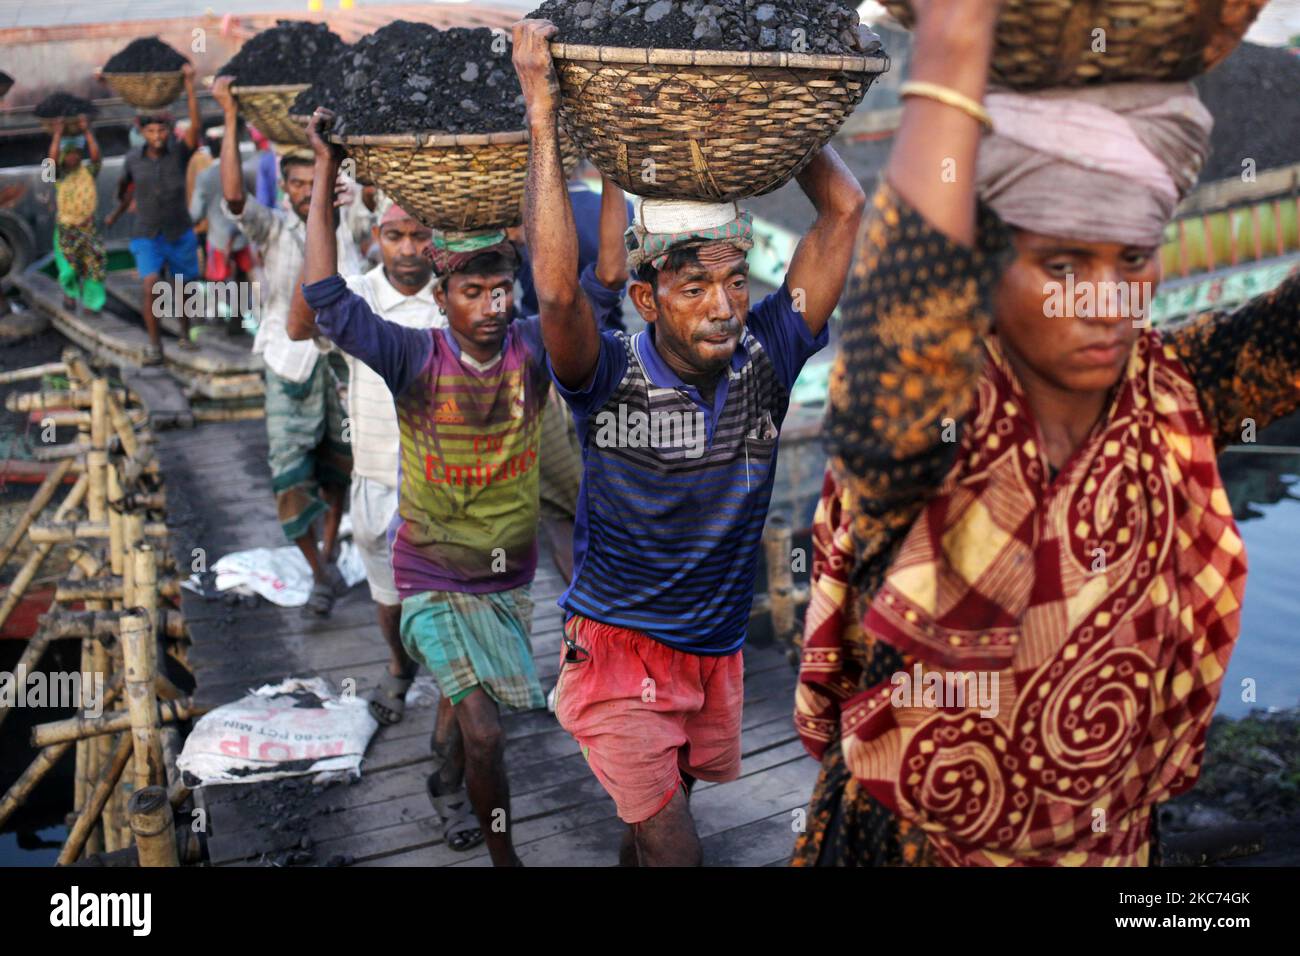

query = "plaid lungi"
[400,585,545,712]
[264,354,352,542]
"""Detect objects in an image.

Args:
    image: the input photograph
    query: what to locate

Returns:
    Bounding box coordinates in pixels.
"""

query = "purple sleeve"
[256,151,278,209]
[302,274,434,396]
[746,281,830,392]
[578,261,626,331]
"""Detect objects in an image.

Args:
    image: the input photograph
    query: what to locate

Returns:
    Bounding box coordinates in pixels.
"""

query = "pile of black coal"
[102,36,188,74]
[527,0,881,54]
[34,92,99,119]
[217,19,348,86]
[326,22,525,137]
[1195,42,1300,183]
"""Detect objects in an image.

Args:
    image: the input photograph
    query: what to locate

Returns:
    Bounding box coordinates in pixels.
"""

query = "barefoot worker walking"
[212,76,365,617]
[47,116,106,315]
[289,201,442,726]
[296,110,628,865]
[513,19,866,866]
[107,62,202,362]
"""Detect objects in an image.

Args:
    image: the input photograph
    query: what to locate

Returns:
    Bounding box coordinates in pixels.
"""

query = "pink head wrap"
[380,203,418,227]
[976,82,1213,247]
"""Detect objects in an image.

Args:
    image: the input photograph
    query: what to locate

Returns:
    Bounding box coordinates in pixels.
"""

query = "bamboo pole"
[54,576,181,603]
[46,608,188,640]
[28,520,170,543]
[104,394,140,460]
[120,612,164,791]
[134,544,158,668]
[0,457,73,570]
[0,361,67,385]
[0,632,51,734]
[0,679,123,830]
[30,697,199,748]
[58,732,133,865]
[0,474,88,632]
[5,387,128,412]
[89,377,116,853]
[128,786,178,867]
[106,466,124,577]
[763,515,796,646]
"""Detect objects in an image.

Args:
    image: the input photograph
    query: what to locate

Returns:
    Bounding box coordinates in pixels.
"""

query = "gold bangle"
[898,80,994,131]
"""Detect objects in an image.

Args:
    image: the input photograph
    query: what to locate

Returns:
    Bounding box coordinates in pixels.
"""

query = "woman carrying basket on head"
[48,116,107,315]
[792,0,1300,867]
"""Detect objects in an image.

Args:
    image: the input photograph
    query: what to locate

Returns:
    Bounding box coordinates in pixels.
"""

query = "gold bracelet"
[898,80,994,131]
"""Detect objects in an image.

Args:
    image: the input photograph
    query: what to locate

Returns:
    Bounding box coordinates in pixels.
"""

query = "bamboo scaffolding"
[59,732,133,865]
[128,786,178,867]
[2,354,191,863]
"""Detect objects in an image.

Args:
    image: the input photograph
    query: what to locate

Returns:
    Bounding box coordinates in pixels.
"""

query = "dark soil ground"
[1195,42,1300,182]
[1162,708,1300,865]
[327,22,525,137]
[102,36,188,74]
[33,93,97,120]
[217,19,347,87]
[528,0,882,54]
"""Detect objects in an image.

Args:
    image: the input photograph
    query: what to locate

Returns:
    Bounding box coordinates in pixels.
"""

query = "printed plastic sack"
[177,677,378,786]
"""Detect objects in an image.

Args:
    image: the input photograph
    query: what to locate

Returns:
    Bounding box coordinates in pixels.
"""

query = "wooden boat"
[10,242,264,406]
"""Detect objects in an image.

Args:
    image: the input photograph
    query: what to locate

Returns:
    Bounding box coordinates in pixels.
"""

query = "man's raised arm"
[514,19,603,390]
[211,77,247,216]
[783,146,866,337]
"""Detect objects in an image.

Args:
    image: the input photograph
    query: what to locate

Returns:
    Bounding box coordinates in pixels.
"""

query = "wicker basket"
[882,0,1268,88]
[101,71,184,110]
[550,44,887,202]
[330,130,582,232]
[232,84,311,146]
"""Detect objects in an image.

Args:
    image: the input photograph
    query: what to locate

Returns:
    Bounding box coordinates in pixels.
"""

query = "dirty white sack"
[181,516,366,607]
[177,677,379,786]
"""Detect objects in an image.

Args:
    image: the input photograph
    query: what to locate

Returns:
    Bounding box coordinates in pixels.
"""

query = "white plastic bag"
[177,677,378,786]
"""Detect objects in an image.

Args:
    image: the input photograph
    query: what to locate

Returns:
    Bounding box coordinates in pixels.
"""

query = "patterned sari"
[792,182,1300,867]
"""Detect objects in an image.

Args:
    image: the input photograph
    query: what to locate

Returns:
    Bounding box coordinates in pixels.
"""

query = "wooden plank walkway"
[155,418,813,867]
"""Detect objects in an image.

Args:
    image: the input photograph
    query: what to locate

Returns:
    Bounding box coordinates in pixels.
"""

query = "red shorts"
[554,614,744,824]
[206,244,253,281]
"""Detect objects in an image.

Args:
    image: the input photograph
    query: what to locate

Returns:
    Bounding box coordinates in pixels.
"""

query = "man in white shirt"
[292,201,445,723]
[213,77,366,616]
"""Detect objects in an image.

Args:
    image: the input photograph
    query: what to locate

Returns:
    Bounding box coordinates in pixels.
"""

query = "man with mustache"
[213,76,366,616]
[513,19,866,866]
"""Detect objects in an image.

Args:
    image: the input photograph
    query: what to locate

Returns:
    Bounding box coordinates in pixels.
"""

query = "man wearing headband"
[287,201,442,737]
[297,109,629,866]
[793,0,1300,867]
[46,117,105,315]
[106,61,200,362]
[514,19,867,867]
[212,77,367,619]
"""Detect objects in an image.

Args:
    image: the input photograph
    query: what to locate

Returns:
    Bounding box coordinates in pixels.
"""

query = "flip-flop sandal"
[303,577,336,617]
[369,672,414,725]
[426,777,483,852]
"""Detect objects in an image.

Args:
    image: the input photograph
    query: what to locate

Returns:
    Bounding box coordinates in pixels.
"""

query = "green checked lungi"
[400,585,545,711]
[264,353,352,542]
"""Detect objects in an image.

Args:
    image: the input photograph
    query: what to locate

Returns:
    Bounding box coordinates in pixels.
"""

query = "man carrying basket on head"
[513,18,867,867]
[295,107,630,866]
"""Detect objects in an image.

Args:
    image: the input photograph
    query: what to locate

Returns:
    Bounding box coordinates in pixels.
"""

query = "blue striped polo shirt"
[553,283,827,654]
